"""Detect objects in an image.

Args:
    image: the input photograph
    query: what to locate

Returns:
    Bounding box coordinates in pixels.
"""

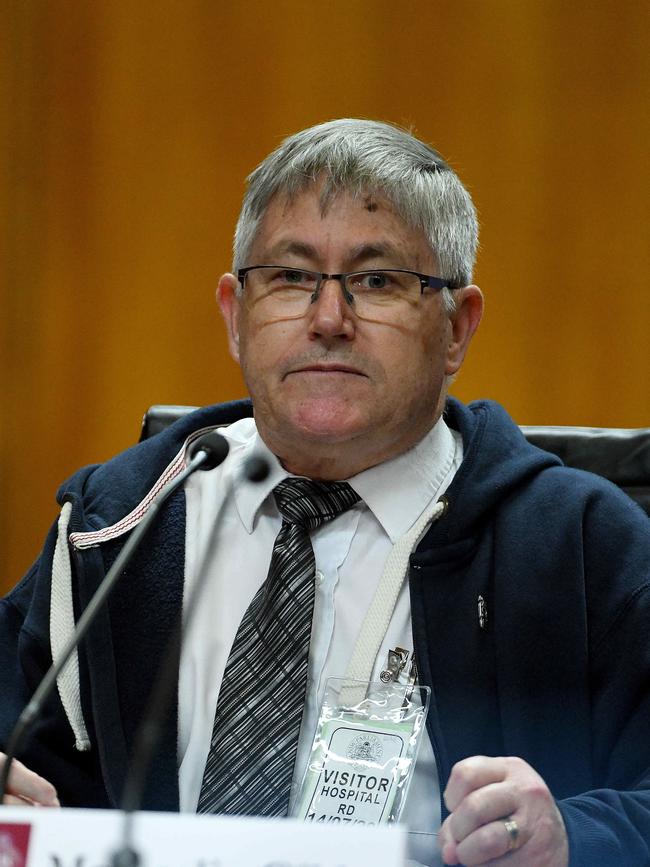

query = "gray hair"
[232,119,479,314]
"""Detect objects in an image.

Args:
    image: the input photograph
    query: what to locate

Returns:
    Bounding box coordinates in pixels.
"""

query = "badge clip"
[380,646,410,684]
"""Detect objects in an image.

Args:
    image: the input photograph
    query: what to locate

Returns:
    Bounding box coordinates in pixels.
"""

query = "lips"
[300,364,363,374]
[287,363,366,377]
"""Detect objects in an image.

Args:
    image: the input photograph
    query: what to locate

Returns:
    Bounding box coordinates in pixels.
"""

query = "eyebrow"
[261,240,411,269]
[347,242,407,266]
[263,241,319,261]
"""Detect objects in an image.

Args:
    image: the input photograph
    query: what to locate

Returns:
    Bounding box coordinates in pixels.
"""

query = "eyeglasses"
[237,266,451,319]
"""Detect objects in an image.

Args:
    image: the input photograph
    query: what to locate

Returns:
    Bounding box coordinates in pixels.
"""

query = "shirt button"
[315,570,325,584]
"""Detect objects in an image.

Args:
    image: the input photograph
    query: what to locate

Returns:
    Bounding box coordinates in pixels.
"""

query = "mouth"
[287,363,367,378]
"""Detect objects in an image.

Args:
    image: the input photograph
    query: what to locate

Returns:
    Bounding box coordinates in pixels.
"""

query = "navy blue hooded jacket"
[1,397,649,866]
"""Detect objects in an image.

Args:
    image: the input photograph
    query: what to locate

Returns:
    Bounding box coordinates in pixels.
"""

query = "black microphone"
[0,431,230,804]
[113,450,270,867]
[243,455,271,483]
[187,431,230,469]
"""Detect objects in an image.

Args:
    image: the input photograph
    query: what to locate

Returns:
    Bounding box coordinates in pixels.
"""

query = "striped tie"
[196,476,360,816]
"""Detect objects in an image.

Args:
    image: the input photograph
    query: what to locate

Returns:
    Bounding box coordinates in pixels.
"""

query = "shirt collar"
[223,416,458,541]
[348,417,459,542]
[219,419,288,533]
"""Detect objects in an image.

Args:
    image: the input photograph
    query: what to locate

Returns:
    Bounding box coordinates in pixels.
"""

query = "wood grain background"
[2,0,649,591]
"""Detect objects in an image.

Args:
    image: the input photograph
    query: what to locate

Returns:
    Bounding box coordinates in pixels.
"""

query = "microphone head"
[243,455,270,483]
[188,432,230,470]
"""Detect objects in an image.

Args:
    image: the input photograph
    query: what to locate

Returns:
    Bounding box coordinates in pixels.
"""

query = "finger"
[447,781,518,845]
[455,816,523,867]
[439,817,461,864]
[3,757,60,806]
[440,835,461,865]
[444,756,508,812]
[2,793,36,807]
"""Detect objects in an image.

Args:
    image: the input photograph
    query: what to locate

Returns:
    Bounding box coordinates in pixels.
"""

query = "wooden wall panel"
[2,0,649,590]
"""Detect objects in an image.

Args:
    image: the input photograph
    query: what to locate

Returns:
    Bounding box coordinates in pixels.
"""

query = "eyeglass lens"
[243,267,425,317]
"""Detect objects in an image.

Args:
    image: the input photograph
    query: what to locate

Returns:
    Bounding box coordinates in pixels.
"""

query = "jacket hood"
[56,399,254,531]
[436,397,562,544]
[57,396,558,544]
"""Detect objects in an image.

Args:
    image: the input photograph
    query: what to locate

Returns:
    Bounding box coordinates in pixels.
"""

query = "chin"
[290,402,367,442]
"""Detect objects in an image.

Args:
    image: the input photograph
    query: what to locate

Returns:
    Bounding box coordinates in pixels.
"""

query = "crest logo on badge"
[0,824,32,867]
[346,733,383,764]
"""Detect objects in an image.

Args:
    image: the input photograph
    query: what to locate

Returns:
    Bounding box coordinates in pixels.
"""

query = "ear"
[445,285,484,376]
[217,273,242,364]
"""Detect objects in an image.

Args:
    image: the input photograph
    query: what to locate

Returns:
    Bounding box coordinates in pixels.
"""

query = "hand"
[1,753,60,807]
[438,756,568,867]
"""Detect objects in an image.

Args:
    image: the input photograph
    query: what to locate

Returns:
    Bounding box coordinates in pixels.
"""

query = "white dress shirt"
[180,416,462,866]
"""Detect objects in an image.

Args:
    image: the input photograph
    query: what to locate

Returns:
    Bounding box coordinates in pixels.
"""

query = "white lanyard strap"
[51,501,91,751]
[342,496,445,689]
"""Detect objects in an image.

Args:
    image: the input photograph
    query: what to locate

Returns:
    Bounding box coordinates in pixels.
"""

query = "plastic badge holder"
[294,677,430,827]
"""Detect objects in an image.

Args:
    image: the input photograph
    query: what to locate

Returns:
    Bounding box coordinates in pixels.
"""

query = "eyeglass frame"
[237,265,453,307]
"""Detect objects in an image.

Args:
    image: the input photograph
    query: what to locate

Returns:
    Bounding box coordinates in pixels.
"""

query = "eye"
[349,271,394,292]
[282,269,310,285]
[262,268,315,292]
[364,272,388,289]
[259,268,317,304]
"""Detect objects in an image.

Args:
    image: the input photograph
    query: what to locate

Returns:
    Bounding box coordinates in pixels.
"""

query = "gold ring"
[503,816,520,851]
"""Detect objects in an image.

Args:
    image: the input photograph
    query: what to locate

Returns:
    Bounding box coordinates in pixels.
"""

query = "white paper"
[0,806,405,867]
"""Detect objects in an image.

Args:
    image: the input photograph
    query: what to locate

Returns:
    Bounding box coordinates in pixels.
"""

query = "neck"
[262,421,443,482]
[278,452,373,481]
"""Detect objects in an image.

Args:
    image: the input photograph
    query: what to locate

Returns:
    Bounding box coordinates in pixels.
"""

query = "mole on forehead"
[269,186,395,223]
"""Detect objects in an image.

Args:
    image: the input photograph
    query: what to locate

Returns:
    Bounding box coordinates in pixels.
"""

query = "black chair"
[141,405,650,516]
[520,424,650,514]
[140,405,200,440]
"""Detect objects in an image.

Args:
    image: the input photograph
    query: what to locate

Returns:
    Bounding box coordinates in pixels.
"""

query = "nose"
[307,277,356,341]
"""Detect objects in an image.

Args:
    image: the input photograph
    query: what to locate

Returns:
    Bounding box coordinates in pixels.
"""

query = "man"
[1,119,649,866]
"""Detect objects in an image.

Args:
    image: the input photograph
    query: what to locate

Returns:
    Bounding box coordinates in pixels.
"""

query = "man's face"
[218,185,482,479]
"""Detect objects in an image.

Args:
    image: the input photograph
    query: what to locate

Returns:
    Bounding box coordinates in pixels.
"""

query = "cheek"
[237,319,292,389]
[388,328,448,400]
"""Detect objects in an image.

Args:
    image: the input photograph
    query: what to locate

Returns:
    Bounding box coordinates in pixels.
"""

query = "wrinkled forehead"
[256,178,433,253]
[250,181,438,271]
[269,175,401,221]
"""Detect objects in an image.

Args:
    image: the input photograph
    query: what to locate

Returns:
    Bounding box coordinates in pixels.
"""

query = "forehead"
[249,184,436,269]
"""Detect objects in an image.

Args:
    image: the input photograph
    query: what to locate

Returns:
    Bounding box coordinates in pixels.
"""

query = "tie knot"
[273,477,360,530]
